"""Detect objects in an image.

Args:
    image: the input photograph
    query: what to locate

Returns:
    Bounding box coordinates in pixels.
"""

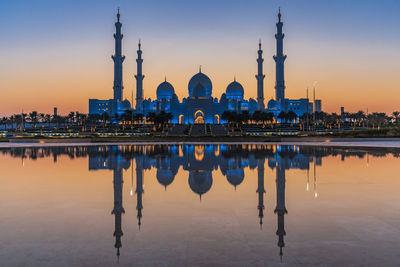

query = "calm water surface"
[0,144,400,266]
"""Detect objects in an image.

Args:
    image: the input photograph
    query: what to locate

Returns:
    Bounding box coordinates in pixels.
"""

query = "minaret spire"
[274,8,287,110]
[256,40,265,110]
[135,39,145,110]
[278,7,281,22]
[112,9,125,102]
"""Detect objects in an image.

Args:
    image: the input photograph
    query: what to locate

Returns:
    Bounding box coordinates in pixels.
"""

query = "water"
[0,144,399,266]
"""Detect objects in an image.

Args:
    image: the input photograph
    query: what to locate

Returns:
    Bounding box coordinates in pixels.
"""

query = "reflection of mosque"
[87,144,327,260]
[4,144,396,261]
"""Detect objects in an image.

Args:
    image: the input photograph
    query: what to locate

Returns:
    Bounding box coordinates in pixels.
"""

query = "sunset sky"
[0,0,399,116]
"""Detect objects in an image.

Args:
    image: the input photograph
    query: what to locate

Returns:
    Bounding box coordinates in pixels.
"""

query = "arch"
[214,114,220,124]
[194,110,205,124]
[195,116,205,124]
[194,110,204,118]
[179,114,185,124]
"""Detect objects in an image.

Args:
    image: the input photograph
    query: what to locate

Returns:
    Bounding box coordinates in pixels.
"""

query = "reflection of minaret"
[313,158,318,198]
[256,40,265,110]
[136,160,144,229]
[274,165,287,261]
[111,168,125,261]
[256,160,265,228]
[112,9,125,102]
[135,40,144,110]
[130,158,134,197]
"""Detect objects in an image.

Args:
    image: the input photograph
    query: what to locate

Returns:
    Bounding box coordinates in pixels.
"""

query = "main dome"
[188,72,212,98]
[157,81,175,100]
[189,171,212,197]
[226,81,244,99]
[192,83,207,98]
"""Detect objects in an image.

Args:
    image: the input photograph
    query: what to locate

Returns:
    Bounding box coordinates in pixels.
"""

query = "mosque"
[89,9,322,123]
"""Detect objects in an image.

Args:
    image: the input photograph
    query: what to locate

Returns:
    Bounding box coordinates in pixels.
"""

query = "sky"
[0,0,399,116]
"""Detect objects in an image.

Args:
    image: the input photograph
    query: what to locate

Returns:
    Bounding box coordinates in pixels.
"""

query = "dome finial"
[165,75,166,82]
[234,75,236,82]
[138,39,141,50]
[259,39,262,49]
[117,7,120,22]
[199,65,202,73]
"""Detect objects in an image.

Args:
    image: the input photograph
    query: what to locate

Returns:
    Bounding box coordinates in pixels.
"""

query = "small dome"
[122,99,131,109]
[192,83,207,98]
[267,99,277,109]
[188,72,212,98]
[226,169,244,188]
[226,81,244,99]
[157,169,175,188]
[157,81,175,100]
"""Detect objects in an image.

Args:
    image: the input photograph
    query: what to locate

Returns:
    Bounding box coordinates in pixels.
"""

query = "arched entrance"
[214,114,220,124]
[194,110,205,124]
[179,114,185,124]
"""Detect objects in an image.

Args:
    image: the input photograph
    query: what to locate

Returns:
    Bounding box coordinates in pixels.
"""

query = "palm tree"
[251,111,263,125]
[45,114,51,128]
[39,113,45,128]
[29,111,38,128]
[0,117,7,130]
[278,111,287,123]
[287,110,298,125]
[21,113,27,131]
[261,112,275,128]
[68,112,75,126]
[392,111,399,124]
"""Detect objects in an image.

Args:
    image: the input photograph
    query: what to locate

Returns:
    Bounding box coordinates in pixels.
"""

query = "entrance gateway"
[194,110,205,124]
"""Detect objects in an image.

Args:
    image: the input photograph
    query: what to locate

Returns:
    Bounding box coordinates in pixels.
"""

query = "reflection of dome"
[226,169,244,188]
[192,83,207,98]
[157,81,175,100]
[189,171,212,198]
[157,169,175,189]
[267,99,277,109]
[226,81,244,99]
[188,72,212,98]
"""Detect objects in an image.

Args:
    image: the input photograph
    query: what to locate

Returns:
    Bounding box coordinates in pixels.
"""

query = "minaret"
[111,168,125,261]
[256,40,265,110]
[273,9,287,109]
[112,9,125,102]
[256,159,266,228]
[274,164,288,261]
[135,40,145,110]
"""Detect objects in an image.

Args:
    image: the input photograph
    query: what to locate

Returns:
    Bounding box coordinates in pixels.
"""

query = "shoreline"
[0,137,400,149]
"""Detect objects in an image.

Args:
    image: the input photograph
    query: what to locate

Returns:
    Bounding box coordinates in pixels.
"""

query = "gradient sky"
[0,0,399,116]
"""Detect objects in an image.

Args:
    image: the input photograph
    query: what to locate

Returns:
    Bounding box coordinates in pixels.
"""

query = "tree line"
[1,109,399,132]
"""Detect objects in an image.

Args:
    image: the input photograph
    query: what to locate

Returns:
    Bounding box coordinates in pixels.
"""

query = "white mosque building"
[89,9,322,123]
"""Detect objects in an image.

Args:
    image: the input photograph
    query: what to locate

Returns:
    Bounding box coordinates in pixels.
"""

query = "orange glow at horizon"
[1,38,399,116]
